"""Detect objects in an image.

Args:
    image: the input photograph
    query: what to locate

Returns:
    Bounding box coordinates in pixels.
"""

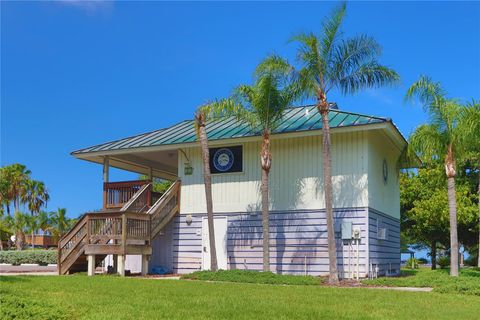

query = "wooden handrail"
[149,180,181,238]
[103,180,152,210]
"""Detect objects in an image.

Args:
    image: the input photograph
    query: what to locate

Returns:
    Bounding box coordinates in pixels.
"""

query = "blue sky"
[1,1,479,219]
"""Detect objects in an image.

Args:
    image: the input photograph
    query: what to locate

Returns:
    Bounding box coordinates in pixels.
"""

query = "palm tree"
[37,210,53,235]
[289,2,399,282]
[5,212,28,249]
[51,208,70,239]
[25,180,49,216]
[458,101,480,267]
[24,214,39,249]
[406,76,469,276]
[194,100,248,271]
[3,164,32,249]
[208,55,298,271]
[194,107,218,272]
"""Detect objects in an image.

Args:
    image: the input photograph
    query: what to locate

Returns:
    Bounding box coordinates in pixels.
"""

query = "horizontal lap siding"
[368,209,401,276]
[166,208,369,276]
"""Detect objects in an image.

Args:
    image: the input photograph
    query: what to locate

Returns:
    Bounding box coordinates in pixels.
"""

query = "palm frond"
[405,75,446,107]
[337,61,399,95]
[320,2,347,67]
[329,34,382,90]
[409,124,447,164]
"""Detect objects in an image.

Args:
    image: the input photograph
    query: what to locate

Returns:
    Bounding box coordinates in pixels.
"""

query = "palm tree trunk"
[477,165,480,268]
[261,130,272,272]
[14,199,23,250]
[431,240,437,270]
[445,146,459,277]
[196,113,218,272]
[318,94,339,283]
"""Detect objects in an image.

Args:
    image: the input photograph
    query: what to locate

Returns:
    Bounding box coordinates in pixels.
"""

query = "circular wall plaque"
[213,148,234,172]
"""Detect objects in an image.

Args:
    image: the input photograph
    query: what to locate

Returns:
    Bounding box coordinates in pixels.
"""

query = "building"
[58,105,406,278]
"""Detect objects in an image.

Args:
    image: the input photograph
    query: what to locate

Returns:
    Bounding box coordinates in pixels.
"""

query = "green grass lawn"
[1,275,479,320]
[363,267,480,296]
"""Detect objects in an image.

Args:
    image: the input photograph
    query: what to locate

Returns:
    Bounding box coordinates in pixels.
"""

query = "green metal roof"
[72,106,388,155]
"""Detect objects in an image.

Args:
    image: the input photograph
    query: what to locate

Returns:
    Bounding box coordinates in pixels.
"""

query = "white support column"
[117,254,125,276]
[103,156,110,183]
[141,255,149,276]
[87,255,95,276]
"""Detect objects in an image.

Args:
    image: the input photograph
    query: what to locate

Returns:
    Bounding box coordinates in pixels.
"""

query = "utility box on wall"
[341,221,353,240]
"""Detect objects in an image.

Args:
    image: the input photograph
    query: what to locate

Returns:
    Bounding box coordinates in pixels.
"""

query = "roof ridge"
[284,104,388,121]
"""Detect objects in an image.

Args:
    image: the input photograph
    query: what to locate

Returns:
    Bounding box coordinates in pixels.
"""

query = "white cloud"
[57,0,114,14]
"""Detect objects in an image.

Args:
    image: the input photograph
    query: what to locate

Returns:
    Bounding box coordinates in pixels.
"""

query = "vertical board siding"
[163,208,370,276]
[368,208,401,276]
[367,131,401,219]
[179,131,368,214]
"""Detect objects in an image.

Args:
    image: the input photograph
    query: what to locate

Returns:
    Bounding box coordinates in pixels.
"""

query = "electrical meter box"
[341,221,353,240]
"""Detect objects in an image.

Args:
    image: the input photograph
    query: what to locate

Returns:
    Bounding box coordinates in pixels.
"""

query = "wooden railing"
[104,180,152,210]
[58,211,152,274]
[149,180,181,238]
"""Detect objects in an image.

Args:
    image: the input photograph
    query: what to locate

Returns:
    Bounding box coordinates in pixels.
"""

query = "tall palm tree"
[194,101,249,271]
[406,76,468,276]
[2,164,32,249]
[194,107,218,272]
[25,180,49,216]
[209,55,297,271]
[290,2,399,282]
[458,101,480,267]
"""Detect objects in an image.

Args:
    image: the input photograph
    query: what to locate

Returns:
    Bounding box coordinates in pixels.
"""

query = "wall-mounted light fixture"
[184,163,193,175]
[179,149,193,175]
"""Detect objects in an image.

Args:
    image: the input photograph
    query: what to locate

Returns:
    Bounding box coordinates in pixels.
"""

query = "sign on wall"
[209,145,243,174]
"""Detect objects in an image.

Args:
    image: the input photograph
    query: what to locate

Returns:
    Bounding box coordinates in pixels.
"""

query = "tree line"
[0,164,76,250]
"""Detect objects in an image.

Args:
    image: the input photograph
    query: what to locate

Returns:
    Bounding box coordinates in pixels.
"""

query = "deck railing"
[58,211,152,274]
[104,180,155,210]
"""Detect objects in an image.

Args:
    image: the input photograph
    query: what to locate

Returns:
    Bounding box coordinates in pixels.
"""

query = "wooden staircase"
[58,180,181,275]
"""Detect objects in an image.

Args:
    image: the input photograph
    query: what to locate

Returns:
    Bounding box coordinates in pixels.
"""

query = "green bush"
[405,257,419,269]
[182,269,323,285]
[417,257,428,264]
[0,250,57,266]
[437,256,450,269]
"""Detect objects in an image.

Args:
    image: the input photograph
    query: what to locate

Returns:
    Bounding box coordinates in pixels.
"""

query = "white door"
[202,216,228,270]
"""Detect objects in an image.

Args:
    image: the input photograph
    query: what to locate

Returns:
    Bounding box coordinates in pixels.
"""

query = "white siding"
[367,131,402,219]
[179,131,369,214]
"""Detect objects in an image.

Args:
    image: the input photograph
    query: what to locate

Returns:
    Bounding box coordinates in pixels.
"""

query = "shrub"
[438,256,450,269]
[182,269,322,285]
[0,250,57,266]
[417,257,428,264]
[405,257,419,269]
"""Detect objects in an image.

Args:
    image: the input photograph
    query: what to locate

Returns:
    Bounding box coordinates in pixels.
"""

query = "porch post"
[117,255,125,276]
[148,167,153,180]
[103,156,110,183]
[87,255,95,276]
[141,255,149,276]
[103,156,109,209]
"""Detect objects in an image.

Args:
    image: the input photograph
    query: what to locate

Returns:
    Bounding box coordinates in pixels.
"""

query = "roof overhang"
[73,120,412,174]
